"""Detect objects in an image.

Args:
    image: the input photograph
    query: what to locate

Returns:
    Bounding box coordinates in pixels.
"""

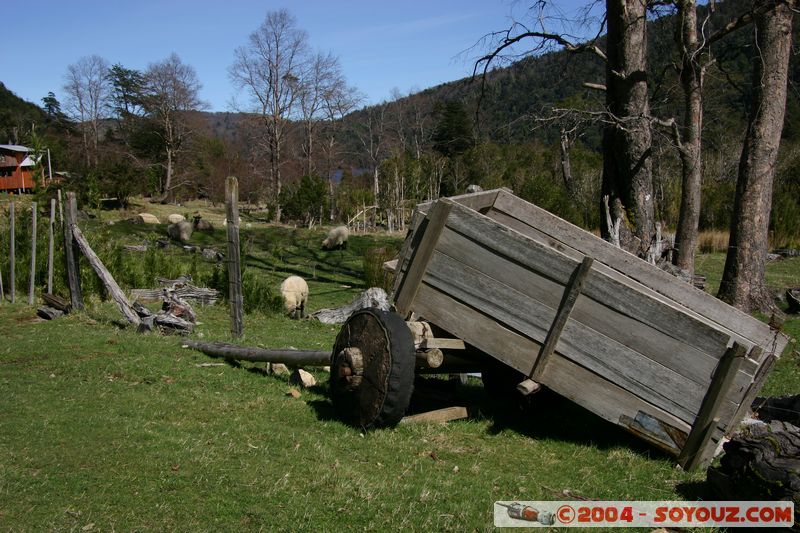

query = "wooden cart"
[330,188,789,471]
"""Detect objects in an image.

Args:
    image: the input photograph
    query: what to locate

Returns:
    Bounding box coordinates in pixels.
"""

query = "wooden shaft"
[184,340,330,365]
[47,199,55,294]
[225,176,243,337]
[72,225,140,326]
[28,202,36,305]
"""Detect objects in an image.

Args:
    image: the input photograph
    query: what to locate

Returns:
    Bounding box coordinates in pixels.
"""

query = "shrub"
[363,246,399,292]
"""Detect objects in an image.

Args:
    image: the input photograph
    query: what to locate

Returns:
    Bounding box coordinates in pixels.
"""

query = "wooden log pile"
[135,292,197,334]
[37,293,71,320]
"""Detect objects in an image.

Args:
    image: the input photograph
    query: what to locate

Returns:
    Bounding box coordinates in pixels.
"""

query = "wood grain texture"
[225,177,243,337]
[63,194,83,310]
[72,225,140,326]
[492,191,780,352]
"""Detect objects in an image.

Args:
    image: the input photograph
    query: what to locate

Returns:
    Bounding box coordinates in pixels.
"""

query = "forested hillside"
[1,0,798,249]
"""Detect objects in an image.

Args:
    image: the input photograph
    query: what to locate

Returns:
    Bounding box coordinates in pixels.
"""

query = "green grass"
[0,211,798,531]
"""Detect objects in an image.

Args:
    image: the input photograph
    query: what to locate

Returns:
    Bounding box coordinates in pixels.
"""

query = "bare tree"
[230,9,309,223]
[320,84,361,219]
[355,102,389,203]
[63,55,110,168]
[718,0,796,312]
[298,52,345,177]
[145,53,205,202]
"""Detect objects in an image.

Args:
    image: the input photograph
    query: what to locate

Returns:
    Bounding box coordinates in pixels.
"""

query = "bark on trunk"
[673,0,704,277]
[601,0,655,258]
[718,0,794,312]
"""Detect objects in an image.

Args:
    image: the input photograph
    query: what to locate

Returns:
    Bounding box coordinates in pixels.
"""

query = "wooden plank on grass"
[400,406,468,424]
[394,200,453,316]
[491,190,776,352]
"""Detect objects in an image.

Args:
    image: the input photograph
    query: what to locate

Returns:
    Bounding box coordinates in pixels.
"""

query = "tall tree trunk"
[673,0,704,277]
[160,147,174,203]
[601,0,655,258]
[718,0,794,312]
[559,128,574,196]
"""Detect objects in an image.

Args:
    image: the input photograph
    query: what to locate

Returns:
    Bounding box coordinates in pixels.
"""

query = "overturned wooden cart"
[329,188,788,471]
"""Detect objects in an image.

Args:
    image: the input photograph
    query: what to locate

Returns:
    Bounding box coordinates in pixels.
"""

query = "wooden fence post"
[9,201,14,303]
[0,216,4,301]
[48,199,55,294]
[64,192,83,310]
[226,176,243,338]
[57,189,63,226]
[28,202,37,305]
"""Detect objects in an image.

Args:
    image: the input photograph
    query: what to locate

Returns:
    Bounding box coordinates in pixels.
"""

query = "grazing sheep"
[280,276,309,319]
[192,215,214,233]
[167,213,185,224]
[465,184,484,194]
[322,226,349,251]
[134,213,160,224]
[167,220,193,242]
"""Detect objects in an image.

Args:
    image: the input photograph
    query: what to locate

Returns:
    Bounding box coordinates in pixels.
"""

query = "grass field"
[0,198,798,531]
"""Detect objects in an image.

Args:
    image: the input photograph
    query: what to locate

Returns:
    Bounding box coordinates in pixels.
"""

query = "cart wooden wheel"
[330,308,415,429]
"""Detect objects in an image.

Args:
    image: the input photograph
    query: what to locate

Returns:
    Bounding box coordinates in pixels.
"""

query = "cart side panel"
[491,189,782,355]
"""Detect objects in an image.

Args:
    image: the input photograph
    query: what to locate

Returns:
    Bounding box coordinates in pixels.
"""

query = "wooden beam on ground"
[71,225,140,326]
[225,176,243,338]
[183,340,330,365]
[42,293,71,313]
[400,406,469,424]
[64,193,83,310]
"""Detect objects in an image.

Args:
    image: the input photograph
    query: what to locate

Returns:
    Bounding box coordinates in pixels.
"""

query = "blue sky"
[4,1,599,113]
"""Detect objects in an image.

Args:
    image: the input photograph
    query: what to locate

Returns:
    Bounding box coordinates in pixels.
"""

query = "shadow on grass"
[674,480,714,500]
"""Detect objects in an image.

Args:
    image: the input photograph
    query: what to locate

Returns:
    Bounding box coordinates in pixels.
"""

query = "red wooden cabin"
[0,144,37,193]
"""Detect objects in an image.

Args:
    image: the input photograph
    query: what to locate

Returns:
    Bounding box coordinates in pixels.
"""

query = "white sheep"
[322,226,349,251]
[167,220,193,242]
[167,213,185,224]
[280,276,309,319]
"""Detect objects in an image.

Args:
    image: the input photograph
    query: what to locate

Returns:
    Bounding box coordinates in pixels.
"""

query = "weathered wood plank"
[47,199,55,294]
[435,227,732,388]
[491,190,778,352]
[226,177,243,338]
[424,250,701,422]
[414,282,692,447]
[415,188,503,215]
[529,256,593,384]
[394,200,453,316]
[63,193,83,310]
[444,202,734,360]
[400,406,469,424]
[72,225,140,326]
[678,343,748,470]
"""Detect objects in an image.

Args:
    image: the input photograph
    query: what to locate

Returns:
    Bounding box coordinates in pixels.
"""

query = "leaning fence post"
[226,176,243,338]
[64,192,83,310]
[47,199,55,294]
[9,201,15,303]
[57,189,63,226]
[28,202,37,305]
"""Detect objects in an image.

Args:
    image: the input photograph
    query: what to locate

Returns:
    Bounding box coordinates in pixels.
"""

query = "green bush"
[362,245,399,292]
